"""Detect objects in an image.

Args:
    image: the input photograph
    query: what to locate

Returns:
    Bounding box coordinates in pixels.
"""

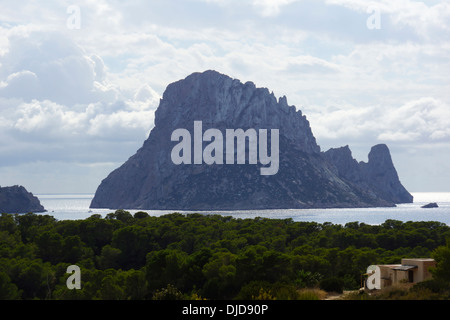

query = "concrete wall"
[401,258,436,283]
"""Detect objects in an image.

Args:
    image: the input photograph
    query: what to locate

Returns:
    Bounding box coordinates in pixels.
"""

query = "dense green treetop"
[0,211,449,300]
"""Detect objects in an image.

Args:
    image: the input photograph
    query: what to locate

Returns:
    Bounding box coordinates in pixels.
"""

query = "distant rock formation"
[0,185,46,213]
[90,70,413,210]
[324,144,414,204]
[421,202,438,208]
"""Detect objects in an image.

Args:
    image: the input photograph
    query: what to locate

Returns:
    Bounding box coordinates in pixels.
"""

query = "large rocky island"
[90,70,413,210]
[0,185,46,214]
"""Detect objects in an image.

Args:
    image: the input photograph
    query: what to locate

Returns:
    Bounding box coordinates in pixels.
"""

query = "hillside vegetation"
[1,211,449,300]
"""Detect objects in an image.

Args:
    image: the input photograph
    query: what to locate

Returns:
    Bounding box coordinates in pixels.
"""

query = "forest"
[1,210,449,300]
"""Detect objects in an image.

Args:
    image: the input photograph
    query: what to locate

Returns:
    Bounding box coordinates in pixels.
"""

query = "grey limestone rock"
[0,185,46,214]
[324,144,413,205]
[90,70,412,210]
[421,202,438,208]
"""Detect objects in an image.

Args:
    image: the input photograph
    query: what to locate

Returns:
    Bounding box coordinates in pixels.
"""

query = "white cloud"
[13,100,84,135]
[0,31,121,105]
[0,30,160,172]
[284,55,341,74]
[0,0,449,192]
[380,97,450,142]
[325,0,450,41]
[252,0,299,16]
[308,97,450,145]
[0,70,39,100]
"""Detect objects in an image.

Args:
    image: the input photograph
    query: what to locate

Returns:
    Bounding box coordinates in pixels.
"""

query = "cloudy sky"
[0,0,449,195]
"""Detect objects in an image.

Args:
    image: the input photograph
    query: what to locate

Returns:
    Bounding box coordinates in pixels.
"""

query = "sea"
[35,192,450,226]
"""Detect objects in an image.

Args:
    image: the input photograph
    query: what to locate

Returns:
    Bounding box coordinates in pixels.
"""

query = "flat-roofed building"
[364,258,436,290]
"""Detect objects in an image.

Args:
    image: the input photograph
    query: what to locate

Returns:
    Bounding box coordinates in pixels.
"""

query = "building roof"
[393,265,418,271]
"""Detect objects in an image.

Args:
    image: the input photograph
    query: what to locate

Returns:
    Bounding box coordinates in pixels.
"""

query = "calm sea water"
[35,192,450,225]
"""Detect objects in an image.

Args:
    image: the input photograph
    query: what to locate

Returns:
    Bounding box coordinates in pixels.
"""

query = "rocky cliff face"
[90,70,412,210]
[324,144,413,205]
[0,185,46,213]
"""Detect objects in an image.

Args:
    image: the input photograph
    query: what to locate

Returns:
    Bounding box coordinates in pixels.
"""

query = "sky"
[0,0,449,195]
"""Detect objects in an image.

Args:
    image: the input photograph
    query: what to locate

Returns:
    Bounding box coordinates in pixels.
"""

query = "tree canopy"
[0,212,449,300]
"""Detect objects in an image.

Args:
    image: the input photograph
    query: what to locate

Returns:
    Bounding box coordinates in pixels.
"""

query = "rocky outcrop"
[324,144,413,204]
[90,70,412,210]
[421,202,438,208]
[0,185,46,213]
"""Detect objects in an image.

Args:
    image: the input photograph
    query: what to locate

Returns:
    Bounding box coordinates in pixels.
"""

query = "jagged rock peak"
[325,144,413,204]
[366,144,393,167]
[362,144,413,203]
[155,70,320,154]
